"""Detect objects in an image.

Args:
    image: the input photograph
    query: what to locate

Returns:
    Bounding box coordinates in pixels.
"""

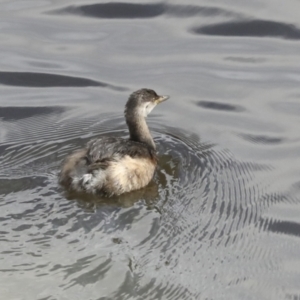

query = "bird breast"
[101,155,156,195]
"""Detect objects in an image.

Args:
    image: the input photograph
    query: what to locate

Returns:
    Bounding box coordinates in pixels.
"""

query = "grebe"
[59,88,169,196]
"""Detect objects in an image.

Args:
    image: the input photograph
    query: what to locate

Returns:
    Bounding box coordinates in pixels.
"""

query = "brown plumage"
[59,88,169,196]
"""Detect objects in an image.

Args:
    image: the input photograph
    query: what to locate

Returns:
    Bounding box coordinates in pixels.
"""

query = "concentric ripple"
[0,107,278,299]
[153,126,266,247]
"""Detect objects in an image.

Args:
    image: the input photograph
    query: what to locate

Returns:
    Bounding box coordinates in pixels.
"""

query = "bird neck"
[126,113,155,150]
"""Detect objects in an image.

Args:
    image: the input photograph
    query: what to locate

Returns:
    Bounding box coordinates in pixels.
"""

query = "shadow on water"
[261,218,300,238]
[196,100,245,112]
[63,179,160,211]
[0,106,66,121]
[48,2,240,19]
[192,19,300,40]
[50,2,165,19]
[0,71,127,90]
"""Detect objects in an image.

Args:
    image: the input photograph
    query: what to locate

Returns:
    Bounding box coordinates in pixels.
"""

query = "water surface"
[1,0,300,299]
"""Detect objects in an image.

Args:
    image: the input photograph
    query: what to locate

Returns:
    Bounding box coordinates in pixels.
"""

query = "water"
[1,1,300,299]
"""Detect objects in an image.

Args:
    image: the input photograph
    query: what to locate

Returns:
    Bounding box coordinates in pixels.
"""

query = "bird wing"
[85,137,155,169]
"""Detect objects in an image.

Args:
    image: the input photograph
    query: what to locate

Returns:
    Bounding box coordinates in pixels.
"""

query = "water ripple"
[0,107,298,299]
[240,133,284,145]
[0,0,299,298]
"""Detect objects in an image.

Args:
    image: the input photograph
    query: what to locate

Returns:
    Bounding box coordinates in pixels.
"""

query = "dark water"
[1,1,300,299]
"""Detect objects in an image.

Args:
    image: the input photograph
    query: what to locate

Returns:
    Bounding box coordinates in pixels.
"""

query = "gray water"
[1,1,300,299]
